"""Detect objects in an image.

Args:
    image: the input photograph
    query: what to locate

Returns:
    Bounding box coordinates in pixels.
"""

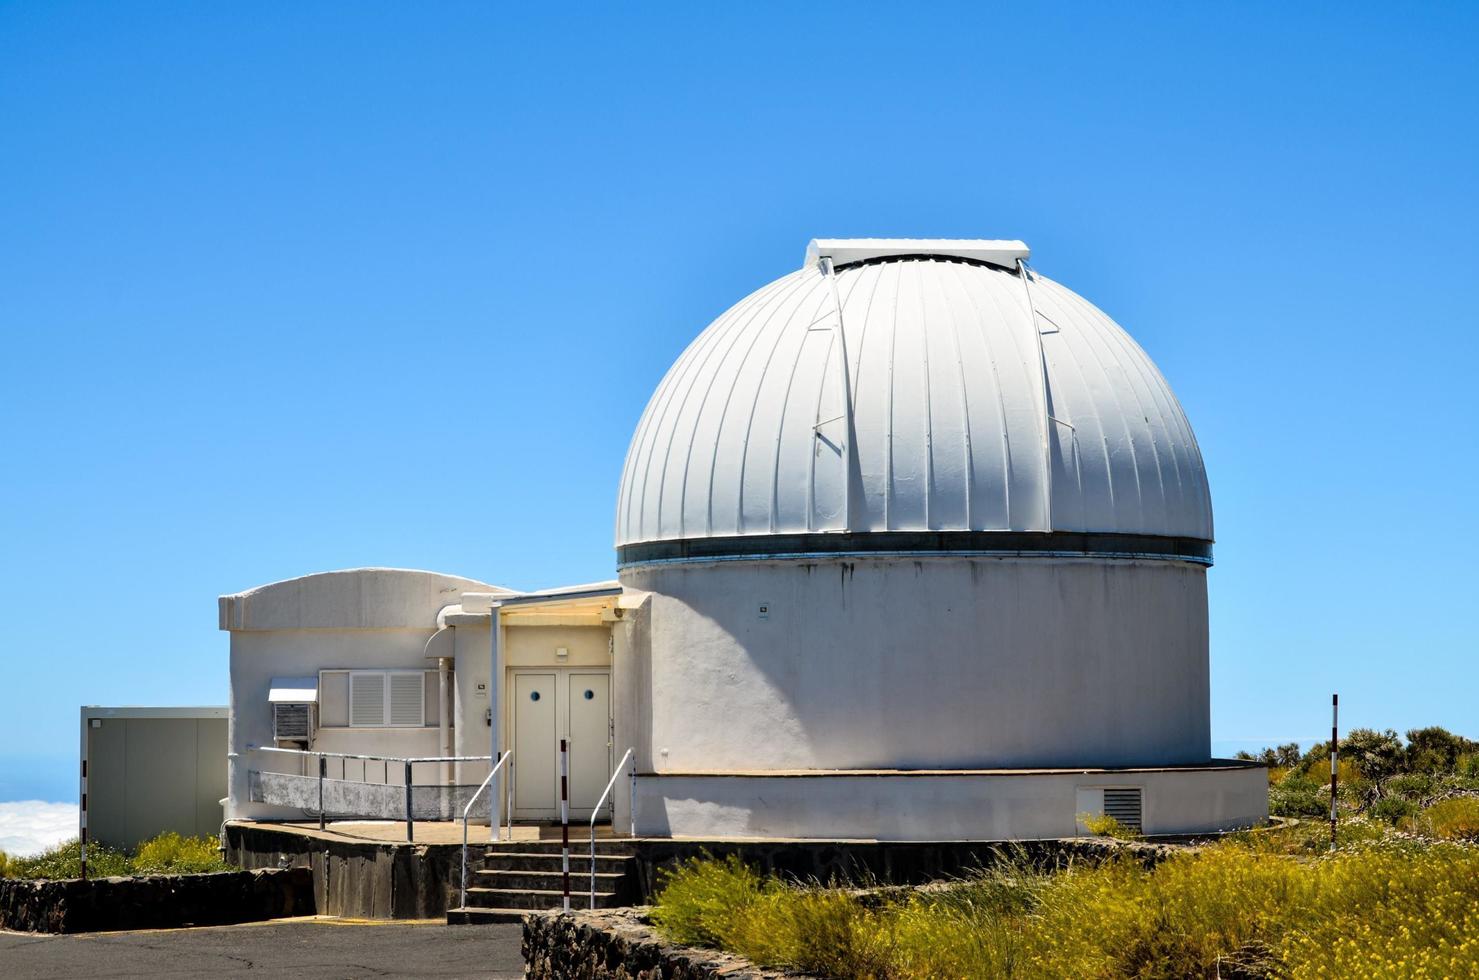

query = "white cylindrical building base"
[634,765,1267,840]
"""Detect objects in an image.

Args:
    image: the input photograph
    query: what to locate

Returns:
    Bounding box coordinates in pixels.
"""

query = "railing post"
[460,809,469,909]
[504,757,514,842]
[405,761,414,842]
[318,756,327,831]
[629,750,637,838]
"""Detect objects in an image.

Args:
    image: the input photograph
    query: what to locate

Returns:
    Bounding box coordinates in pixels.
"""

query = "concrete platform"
[265,819,631,846]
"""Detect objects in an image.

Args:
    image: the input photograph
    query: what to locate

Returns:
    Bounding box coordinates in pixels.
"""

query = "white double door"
[509,670,612,821]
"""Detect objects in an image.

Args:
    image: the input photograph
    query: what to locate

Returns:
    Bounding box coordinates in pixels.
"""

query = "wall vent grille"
[273,702,312,741]
[1103,788,1143,832]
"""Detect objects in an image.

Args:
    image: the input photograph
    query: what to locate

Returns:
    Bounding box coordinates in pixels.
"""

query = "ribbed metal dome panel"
[616,253,1212,547]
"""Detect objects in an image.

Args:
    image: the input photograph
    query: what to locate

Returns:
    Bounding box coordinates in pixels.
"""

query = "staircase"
[446,839,637,924]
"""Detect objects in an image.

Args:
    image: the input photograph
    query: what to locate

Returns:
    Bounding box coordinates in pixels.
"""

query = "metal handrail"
[247,745,493,764]
[460,750,513,909]
[247,744,497,839]
[589,747,635,908]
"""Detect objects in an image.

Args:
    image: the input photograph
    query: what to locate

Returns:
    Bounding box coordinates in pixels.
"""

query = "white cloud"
[0,801,78,858]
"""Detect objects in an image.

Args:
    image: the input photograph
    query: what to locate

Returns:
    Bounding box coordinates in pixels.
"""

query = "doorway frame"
[506,666,613,822]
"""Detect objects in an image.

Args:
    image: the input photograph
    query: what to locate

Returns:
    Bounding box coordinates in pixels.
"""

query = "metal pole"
[79,759,88,881]
[628,751,637,838]
[560,738,570,912]
[1329,693,1339,852]
[318,756,327,831]
[460,811,469,909]
[405,760,414,843]
[504,757,514,842]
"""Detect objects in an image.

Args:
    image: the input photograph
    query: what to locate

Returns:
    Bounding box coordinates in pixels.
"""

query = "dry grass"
[651,830,1479,979]
[1402,796,1479,841]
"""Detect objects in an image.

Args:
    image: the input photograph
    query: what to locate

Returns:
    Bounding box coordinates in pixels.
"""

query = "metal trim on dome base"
[617,531,1214,569]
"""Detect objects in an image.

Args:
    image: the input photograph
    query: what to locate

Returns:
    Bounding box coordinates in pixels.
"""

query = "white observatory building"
[613,238,1264,839]
[221,237,1263,842]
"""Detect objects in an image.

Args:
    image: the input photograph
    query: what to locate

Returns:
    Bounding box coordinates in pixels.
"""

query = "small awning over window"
[268,677,319,703]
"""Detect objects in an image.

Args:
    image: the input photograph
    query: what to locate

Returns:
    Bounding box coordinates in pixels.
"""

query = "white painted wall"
[228,628,446,820]
[619,557,1210,772]
[223,569,507,822]
[636,766,1267,840]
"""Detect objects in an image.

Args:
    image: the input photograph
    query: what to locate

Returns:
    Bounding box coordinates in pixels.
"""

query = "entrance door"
[512,673,558,820]
[509,669,611,821]
[567,672,612,818]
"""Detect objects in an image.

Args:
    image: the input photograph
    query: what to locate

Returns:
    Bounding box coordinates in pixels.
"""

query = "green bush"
[1367,794,1418,825]
[649,853,773,947]
[1078,812,1138,840]
[1269,774,1328,817]
[0,838,131,879]
[0,833,227,880]
[1405,727,1479,773]
[1340,728,1405,782]
[132,831,229,874]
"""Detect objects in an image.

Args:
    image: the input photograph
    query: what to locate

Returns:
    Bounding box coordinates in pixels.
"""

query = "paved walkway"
[0,918,525,979]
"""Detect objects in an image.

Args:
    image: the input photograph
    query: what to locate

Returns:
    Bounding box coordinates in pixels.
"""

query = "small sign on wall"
[758,601,771,621]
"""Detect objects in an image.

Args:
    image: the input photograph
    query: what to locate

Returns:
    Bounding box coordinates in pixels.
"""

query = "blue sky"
[2,3,1475,803]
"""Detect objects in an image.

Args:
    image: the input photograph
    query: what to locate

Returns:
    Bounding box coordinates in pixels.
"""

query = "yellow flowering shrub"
[653,832,1479,979]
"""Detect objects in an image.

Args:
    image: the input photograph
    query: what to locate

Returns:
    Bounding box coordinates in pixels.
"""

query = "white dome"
[616,240,1212,563]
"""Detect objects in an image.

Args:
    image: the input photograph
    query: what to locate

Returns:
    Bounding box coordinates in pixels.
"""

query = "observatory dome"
[617,239,1212,564]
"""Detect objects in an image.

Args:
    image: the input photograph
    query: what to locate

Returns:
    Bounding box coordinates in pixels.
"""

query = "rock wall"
[523,908,796,980]
[626,836,1178,901]
[0,868,313,934]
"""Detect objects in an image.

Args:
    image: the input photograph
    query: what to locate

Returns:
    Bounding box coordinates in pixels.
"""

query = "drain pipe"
[425,612,460,792]
[438,656,454,786]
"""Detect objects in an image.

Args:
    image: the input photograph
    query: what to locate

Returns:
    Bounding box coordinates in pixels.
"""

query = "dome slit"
[1015,260,1057,530]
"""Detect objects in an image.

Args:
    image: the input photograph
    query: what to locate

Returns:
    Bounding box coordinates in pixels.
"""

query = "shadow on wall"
[628,557,1211,774]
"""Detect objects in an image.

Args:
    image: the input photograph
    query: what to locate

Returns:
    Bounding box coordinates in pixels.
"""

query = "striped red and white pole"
[1329,693,1339,852]
[79,758,88,881]
[559,738,571,912]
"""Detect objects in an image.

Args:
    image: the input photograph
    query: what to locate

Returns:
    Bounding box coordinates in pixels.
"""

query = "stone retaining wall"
[0,868,314,934]
[225,822,460,919]
[523,908,797,979]
[626,836,1178,900]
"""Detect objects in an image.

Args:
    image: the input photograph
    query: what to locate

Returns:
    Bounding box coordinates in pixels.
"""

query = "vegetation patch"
[0,832,230,880]
[1238,725,1479,825]
[652,827,1479,979]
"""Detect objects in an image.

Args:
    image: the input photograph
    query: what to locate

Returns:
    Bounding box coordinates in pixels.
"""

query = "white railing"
[460,750,513,909]
[589,747,636,908]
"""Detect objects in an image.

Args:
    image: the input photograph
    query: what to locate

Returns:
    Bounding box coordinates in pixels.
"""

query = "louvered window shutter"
[388,672,424,727]
[350,672,386,726]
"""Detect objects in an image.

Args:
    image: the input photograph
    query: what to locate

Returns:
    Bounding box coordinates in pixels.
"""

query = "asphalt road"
[0,918,526,979]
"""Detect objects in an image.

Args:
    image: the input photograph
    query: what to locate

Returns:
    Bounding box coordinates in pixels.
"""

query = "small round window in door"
[529,691,541,701]
[583,689,595,700]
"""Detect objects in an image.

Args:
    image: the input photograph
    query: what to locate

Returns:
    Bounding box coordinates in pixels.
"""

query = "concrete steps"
[475,868,627,891]
[447,836,638,924]
[445,907,527,925]
[479,850,635,872]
